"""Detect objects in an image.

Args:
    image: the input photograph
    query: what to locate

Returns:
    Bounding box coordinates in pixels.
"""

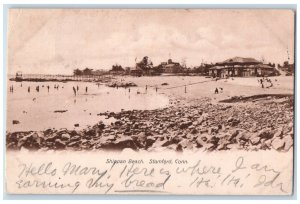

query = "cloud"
[8,9,295,74]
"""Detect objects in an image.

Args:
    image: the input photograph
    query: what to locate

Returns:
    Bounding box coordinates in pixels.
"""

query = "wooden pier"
[10,74,113,82]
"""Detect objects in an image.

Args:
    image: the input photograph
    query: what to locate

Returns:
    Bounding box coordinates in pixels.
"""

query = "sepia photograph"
[5,8,295,196]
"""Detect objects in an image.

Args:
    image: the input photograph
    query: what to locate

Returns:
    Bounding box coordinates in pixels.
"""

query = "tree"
[82,68,93,75]
[73,69,82,76]
[111,64,124,72]
[136,56,153,71]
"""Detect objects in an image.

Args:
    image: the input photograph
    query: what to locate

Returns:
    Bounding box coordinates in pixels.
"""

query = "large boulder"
[271,138,285,150]
[100,136,138,150]
[17,132,43,150]
[249,135,260,145]
[258,129,274,139]
[54,139,66,150]
[283,136,293,151]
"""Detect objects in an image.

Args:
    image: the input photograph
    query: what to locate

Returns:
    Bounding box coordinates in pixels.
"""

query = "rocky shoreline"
[6,94,294,152]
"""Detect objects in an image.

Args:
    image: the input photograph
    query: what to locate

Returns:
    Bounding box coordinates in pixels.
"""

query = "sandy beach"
[6,75,294,153]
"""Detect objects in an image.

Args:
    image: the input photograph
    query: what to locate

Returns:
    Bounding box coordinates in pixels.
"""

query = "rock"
[274,129,283,138]
[17,132,43,150]
[70,135,81,142]
[226,143,241,150]
[271,138,285,150]
[61,133,70,141]
[190,128,198,134]
[84,129,96,138]
[176,144,183,152]
[205,143,217,151]
[283,136,293,151]
[93,122,105,129]
[54,110,68,113]
[227,117,234,122]
[161,135,182,147]
[101,137,138,150]
[227,117,240,126]
[115,120,123,126]
[195,134,212,148]
[228,129,239,142]
[232,120,240,126]
[74,124,79,127]
[161,83,169,86]
[145,137,156,148]
[257,129,274,140]
[208,127,218,134]
[131,132,147,148]
[54,139,66,149]
[197,116,205,125]
[263,139,272,149]
[216,133,230,139]
[44,128,55,135]
[216,142,227,150]
[12,120,20,125]
[178,139,189,148]
[67,141,82,147]
[249,136,260,145]
[179,121,192,129]
[151,139,169,149]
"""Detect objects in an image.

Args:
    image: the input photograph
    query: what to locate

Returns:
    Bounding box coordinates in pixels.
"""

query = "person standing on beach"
[215,88,219,94]
[47,85,50,92]
[28,86,30,93]
[85,86,88,93]
[73,86,76,96]
[77,85,79,91]
[36,86,39,92]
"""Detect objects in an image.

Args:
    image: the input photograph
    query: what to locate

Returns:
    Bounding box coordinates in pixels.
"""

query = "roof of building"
[217,57,261,65]
[209,66,224,70]
[209,64,275,70]
[251,64,275,69]
[130,66,143,71]
[165,63,180,68]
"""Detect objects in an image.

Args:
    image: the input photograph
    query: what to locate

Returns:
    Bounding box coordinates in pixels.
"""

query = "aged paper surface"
[6,9,294,195]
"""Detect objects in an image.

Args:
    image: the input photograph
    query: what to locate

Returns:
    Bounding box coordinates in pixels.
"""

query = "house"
[209,57,276,78]
[160,59,183,73]
[130,66,143,77]
[134,56,160,76]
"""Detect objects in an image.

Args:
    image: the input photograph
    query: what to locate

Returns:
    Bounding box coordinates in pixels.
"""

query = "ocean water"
[6,81,169,132]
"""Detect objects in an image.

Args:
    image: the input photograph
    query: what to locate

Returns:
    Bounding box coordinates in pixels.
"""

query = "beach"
[6,75,294,152]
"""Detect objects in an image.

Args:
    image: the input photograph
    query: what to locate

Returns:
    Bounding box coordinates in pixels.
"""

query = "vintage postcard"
[5,8,295,195]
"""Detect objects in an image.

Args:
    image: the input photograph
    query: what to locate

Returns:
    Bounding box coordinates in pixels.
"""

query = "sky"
[8,9,295,75]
